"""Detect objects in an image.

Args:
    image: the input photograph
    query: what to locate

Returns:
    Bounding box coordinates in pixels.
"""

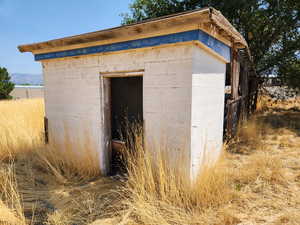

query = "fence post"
[226,47,240,138]
[44,117,49,144]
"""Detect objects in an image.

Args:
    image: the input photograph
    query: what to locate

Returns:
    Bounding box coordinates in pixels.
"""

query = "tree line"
[122,0,300,89]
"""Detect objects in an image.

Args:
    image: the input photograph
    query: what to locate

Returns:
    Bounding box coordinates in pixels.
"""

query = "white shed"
[19,8,247,179]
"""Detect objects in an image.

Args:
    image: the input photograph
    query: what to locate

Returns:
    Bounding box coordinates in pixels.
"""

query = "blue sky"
[0,0,132,74]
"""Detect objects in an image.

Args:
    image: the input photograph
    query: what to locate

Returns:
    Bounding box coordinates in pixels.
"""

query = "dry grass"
[0,96,299,224]
[117,96,300,225]
[37,134,101,184]
[0,163,27,225]
[118,134,236,225]
[0,99,109,224]
[0,99,44,160]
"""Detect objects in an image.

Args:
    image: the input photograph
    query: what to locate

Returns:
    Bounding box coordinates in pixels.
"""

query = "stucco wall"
[42,44,194,175]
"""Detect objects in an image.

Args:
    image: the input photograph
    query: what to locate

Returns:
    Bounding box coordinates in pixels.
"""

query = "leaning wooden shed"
[19,7,249,179]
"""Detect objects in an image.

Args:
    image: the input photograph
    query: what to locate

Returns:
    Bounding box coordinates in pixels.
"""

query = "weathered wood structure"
[18,7,255,179]
[225,49,258,138]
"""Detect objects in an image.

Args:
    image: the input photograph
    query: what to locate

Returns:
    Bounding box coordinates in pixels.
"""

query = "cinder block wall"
[42,56,103,169]
[190,45,226,179]
[42,43,226,178]
[42,44,194,175]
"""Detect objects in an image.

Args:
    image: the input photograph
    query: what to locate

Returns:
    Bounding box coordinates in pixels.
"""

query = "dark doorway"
[111,76,143,139]
[110,76,143,174]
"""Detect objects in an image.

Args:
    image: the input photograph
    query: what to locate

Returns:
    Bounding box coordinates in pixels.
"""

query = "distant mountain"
[10,73,43,86]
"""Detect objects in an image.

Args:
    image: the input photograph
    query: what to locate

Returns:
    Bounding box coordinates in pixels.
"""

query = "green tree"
[278,58,300,90]
[0,67,14,100]
[122,0,300,88]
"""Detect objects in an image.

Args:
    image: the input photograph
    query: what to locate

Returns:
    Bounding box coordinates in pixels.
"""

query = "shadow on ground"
[257,111,300,137]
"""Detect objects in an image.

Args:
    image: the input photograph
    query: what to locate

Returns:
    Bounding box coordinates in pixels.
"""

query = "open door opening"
[110,76,143,175]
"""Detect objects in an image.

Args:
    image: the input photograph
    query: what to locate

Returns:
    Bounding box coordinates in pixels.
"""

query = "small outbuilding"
[19,8,248,179]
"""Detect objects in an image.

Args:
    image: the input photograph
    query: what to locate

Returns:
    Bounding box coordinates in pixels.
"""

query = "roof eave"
[18,8,211,53]
[18,7,248,54]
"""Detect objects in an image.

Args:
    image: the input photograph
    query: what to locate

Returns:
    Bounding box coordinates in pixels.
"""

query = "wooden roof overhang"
[18,7,248,63]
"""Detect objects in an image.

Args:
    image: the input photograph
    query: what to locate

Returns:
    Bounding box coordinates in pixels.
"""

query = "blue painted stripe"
[34,30,230,61]
[198,30,231,61]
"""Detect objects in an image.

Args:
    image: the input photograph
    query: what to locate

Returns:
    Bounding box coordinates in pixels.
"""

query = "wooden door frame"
[99,70,144,174]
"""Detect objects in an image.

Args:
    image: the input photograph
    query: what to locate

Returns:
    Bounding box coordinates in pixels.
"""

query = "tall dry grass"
[37,130,101,183]
[115,128,236,225]
[0,97,299,224]
[121,154,236,224]
[116,103,298,225]
[0,98,101,183]
[0,99,45,224]
[0,99,103,224]
[0,99,44,160]
[0,164,28,225]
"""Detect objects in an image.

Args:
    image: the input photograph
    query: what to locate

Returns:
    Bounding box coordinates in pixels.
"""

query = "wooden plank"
[226,103,233,137]
[225,48,258,139]
[100,77,112,174]
[210,10,247,48]
[226,47,240,138]
[101,69,144,78]
[111,140,125,152]
[44,117,49,144]
[239,57,249,120]
[231,48,240,99]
